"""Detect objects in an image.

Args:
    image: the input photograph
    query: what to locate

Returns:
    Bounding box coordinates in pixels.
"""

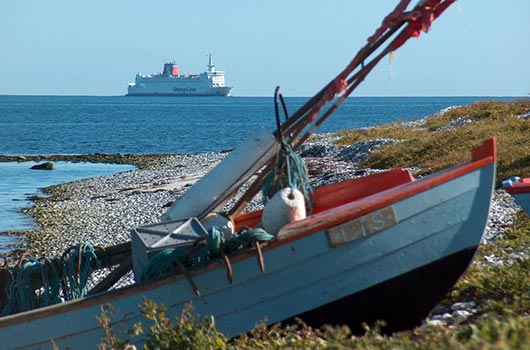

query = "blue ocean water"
[0,95,520,249]
[0,95,520,155]
[0,162,134,252]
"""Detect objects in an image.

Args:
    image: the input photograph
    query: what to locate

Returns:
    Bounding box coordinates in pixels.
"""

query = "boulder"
[30,162,54,170]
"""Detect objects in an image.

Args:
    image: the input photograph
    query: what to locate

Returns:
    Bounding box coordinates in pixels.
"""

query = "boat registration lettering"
[326,206,397,247]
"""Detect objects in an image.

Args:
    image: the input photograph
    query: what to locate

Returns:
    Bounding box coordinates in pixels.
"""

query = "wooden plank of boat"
[0,138,496,350]
[502,177,530,215]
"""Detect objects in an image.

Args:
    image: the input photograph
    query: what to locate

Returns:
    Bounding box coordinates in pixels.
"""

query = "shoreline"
[0,153,212,169]
[2,151,228,258]
[1,137,521,260]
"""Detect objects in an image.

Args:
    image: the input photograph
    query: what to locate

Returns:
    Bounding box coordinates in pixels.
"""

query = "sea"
[0,95,521,250]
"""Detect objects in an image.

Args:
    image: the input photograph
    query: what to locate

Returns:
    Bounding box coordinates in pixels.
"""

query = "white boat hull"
[127,85,233,96]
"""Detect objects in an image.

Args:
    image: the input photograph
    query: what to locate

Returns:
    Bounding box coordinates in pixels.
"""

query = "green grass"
[100,100,530,349]
[336,99,530,181]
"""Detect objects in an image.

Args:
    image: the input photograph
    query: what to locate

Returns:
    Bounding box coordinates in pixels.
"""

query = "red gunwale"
[234,168,415,229]
[273,138,495,244]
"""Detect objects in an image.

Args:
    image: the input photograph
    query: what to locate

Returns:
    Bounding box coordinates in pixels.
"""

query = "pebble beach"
[11,137,520,258]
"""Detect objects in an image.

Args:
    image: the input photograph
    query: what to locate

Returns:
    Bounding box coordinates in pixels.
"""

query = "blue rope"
[262,143,313,210]
[0,243,100,316]
[62,243,100,300]
[140,248,188,282]
[15,258,42,312]
[0,270,16,316]
[40,257,62,306]
[139,227,274,282]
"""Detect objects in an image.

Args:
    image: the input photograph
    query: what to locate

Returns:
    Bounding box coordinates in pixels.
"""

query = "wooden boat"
[0,138,496,349]
[502,176,530,214]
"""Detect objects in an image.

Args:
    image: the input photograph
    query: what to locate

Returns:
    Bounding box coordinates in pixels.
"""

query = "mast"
[207,54,215,72]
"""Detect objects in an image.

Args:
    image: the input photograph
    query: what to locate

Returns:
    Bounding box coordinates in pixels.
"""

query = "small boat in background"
[502,176,530,214]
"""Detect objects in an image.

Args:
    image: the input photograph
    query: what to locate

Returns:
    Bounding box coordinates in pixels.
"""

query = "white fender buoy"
[160,129,280,222]
[262,188,306,236]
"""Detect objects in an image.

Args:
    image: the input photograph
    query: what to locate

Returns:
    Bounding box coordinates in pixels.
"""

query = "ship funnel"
[163,63,179,76]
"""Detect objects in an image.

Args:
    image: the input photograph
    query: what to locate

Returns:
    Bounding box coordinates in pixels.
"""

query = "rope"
[140,227,274,282]
[261,143,313,211]
[0,243,101,316]
[40,257,62,306]
[223,228,273,253]
[140,248,188,282]
[263,86,312,208]
[62,243,100,300]
[14,258,42,312]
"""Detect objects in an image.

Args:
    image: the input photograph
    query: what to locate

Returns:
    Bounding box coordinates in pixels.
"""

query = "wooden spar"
[288,19,408,148]
[274,1,453,150]
[294,47,393,150]
[86,257,132,296]
[93,241,131,267]
[279,21,406,141]
[227,160,275,218]
[227,22,408,220]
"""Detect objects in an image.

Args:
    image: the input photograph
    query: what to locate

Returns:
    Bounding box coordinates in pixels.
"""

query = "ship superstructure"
[127,54,233,96]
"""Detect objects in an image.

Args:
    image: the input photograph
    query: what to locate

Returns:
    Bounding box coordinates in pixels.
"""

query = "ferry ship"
[127,55,233,96]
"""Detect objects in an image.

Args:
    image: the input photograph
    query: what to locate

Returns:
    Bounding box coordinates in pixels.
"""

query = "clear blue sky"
[1,0,528,97]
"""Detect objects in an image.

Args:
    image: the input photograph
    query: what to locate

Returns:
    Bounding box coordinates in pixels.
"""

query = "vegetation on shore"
[336,99,530,182]
[99,99,530,349]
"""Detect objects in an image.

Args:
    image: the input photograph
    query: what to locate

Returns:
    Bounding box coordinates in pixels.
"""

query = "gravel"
[13,136,522,255]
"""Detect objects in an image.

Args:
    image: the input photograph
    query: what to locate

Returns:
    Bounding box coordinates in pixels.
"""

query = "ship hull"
[127,86,232,97]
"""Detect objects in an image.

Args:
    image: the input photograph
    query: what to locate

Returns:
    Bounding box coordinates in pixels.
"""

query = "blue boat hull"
[294,246,477,333]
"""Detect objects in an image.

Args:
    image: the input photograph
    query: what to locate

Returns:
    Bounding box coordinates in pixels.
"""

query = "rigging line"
[273,86,284,145]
